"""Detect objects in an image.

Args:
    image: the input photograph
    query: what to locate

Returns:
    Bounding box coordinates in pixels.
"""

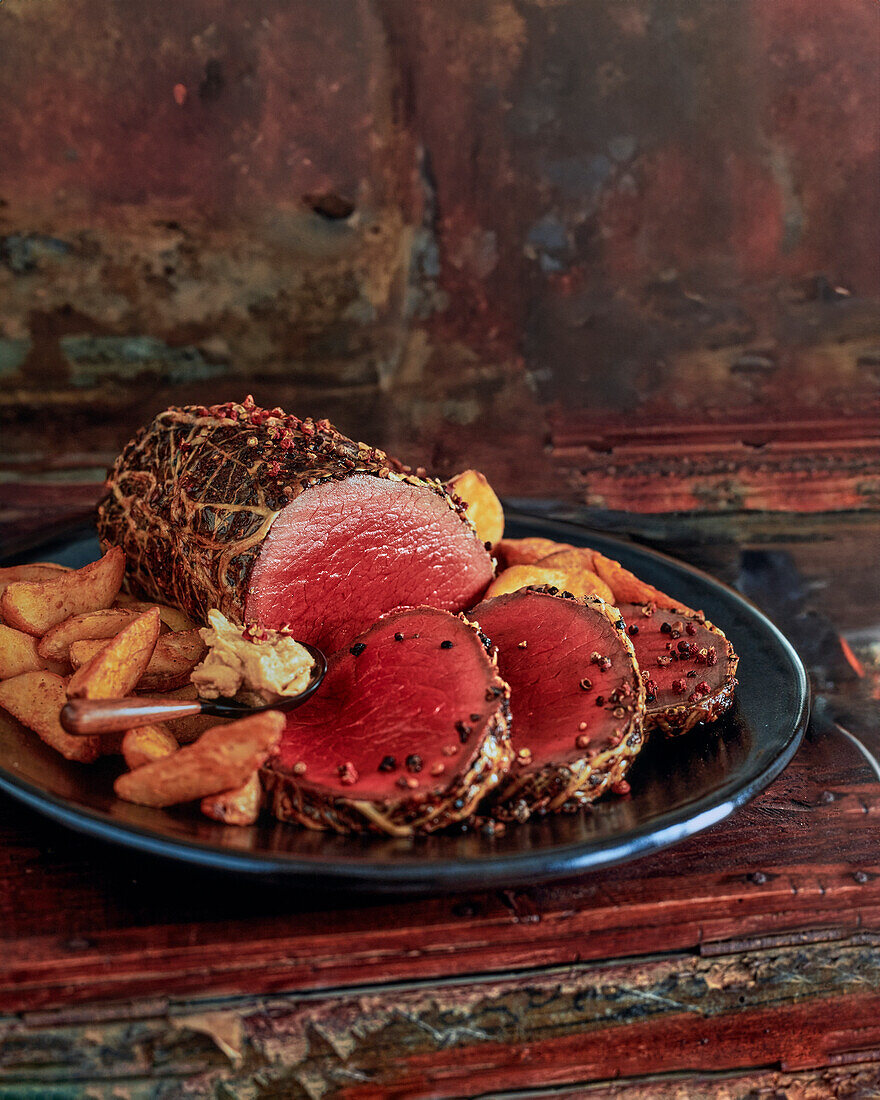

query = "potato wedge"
[134,629,207,691]
[0,623,68,678]
[69,628,206,692]
[494,537,573,569]
[0,563,71,581]
[446,469,505,548]
[114,594,195,632]
[0,671,101,762]
[537,549,615,603]
[201,771,262,826]
[114,711,285,808]
[484,565,576,600]
[0,563,71,604]
[67,608,162,700]
[0,547,125,636]
[589,550,692,614]
[38,608,142,663]
[122,723,179,770]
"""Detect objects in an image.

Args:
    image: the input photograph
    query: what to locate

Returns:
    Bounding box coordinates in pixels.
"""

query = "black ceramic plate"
[0,514,808,893]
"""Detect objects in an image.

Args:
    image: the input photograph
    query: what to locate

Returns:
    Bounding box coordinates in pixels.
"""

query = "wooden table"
[1,488,879,1098]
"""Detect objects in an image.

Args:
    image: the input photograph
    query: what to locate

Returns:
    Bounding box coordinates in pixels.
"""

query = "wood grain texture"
[506,1063,880,1099]
[1,936,879,1095]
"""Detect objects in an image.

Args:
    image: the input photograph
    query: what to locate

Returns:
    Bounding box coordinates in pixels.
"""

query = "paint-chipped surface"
[1,937,878,1096]
[0,0,877,508]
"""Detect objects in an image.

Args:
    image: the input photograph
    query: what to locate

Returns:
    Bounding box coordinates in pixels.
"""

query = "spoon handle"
[60,697,205,736]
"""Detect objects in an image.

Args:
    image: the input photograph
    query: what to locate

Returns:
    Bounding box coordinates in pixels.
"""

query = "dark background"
[1,0,877,511]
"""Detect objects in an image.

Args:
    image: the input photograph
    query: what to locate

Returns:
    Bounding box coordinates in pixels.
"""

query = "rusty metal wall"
[1,0,877,508]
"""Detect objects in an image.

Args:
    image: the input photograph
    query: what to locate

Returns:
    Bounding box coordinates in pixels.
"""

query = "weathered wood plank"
[1,935,879,1096]
[494,1061,880,1099]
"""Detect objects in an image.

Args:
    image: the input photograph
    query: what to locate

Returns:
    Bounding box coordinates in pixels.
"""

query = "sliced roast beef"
[469,588,645,821]
[617,603,738,736]
[263,607,513,835]
[97,398,493,652]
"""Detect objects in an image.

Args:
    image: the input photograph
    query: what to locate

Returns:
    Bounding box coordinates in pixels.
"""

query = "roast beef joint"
[97,399,494,654]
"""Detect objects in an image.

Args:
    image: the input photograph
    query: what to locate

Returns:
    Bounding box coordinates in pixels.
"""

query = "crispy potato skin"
[0,623,68,678]
[69,628,205,692]
[0,671,102,762]
[201,771,262,826]
[114,595,195,632]
[0,563,71,605]
[0,548,125,636]
[495,541,692,612]
[486,563,613,602]
[121,723,179,769]
[536,549,615,602]
[485,565,574,599]
[67,608,162,700]
[114,711,285,808]
[495,538,573,569]
[136,630,206,690]
[446,470,504,548]
[38,608,141,663]
[587,550,693,614]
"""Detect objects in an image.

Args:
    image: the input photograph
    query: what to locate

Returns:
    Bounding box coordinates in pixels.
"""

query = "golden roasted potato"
[484,565,575,599]
[494,537,573,569]
[0,548,125,637]
[201,771,262,826]
[537,549,615,602]
[136,630,206,691]
[69,628,206,692]
[0,563,71,580]
[0,671,102,763]
[484,563,614,602]
[38,608,142,663]
[67,608,162,700]
[114,711,285,808]
[0,563,71,605]
[0,623,68,678]
[446,469,505,548]
[121,723,179,770]
[589,550,692,613]
[114,594,195,632]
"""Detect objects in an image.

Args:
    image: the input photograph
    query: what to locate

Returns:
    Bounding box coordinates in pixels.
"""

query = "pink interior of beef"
[275,607,503,801]
[616,603,732,709]
[470,590,639,769]
[245,475,493,652]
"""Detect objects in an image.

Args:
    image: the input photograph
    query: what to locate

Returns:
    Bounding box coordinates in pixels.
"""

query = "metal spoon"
[59,643,328,737]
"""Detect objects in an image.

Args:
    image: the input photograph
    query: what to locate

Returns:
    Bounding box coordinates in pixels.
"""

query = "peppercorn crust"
[473,586,648,822]
[619,603,739,738]
[646,669,737,736]
[96,396,478,628]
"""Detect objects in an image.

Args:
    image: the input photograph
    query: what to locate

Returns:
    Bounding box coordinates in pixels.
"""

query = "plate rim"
[0,511,810,892]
